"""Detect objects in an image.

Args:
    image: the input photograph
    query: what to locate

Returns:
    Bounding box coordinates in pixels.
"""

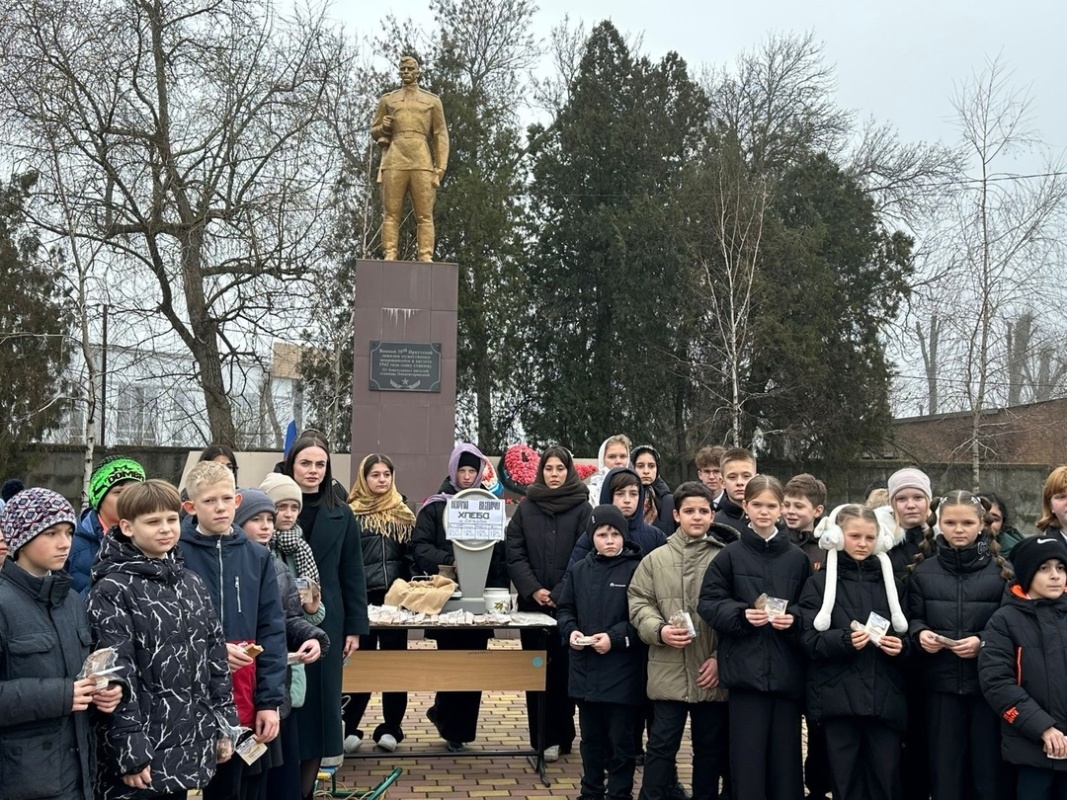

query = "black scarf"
[525,467,589,515]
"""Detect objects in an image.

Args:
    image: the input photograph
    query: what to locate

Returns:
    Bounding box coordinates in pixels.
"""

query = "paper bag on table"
[384,576,458,615]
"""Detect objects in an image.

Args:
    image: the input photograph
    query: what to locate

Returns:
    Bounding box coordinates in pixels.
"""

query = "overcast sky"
[335,0,1066,158]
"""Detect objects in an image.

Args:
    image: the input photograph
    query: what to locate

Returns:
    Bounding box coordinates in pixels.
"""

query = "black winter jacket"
[979,585,1067,769]
[788,527,825,571]
[270,557,330,719]
[178,517,287,725]
[800,553,910,731]
[712,496,744,544]
[556,544,644,705]
[356,514,411,596]
[411,478,508,588]
[506,496,590,609]
[646,479,677,535]
[698,526,812,699]
[567,469,667,570]
[0,559,94,800]
[88,534,239,799]
[905,533,1006,696]
[888,525,927,581]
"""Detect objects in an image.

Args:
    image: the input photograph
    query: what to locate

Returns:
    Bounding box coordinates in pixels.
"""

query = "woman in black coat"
[283,434,369,798]
[906,491,1012,800]
[342,453,416,753]
[631,444,676,535]
[506,445,591,758]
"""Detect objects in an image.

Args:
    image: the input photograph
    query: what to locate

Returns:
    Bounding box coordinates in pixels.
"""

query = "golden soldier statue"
[371,56,450,262]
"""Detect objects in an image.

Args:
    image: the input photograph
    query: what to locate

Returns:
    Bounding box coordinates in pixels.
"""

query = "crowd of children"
[4,438,1067,800]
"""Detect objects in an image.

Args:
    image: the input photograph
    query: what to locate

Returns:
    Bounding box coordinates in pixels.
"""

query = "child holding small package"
[89,479,238,800]
[799,504,909,800]
[557,504,644,800]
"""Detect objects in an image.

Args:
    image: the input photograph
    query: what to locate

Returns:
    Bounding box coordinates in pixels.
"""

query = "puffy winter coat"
[800,552,910,731]
[88,533,239,800]
[568,469,667,569]
[788,527,825,571]
[888,525,927,581]
[979,585,1067,769]
[905,533,1007,695]
[411,478,508,588]
[0,559,94,800]
[698,526,812,699]
[178,517,287,727]
[356,514,411,596]
[628,528,731,704]
[67,509,105,596]
[506,496,590,609]
[270,557,330,719]
[646,479,677,535]
[556,544,644,704]
[712,496,743,544]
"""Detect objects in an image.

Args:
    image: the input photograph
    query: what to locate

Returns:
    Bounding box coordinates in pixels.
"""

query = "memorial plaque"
[369,341,441,392]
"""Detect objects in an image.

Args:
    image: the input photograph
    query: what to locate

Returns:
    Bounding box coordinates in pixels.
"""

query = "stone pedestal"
[351,260,458,505]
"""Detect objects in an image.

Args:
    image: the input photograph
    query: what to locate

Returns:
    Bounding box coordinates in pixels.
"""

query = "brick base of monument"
[351,259,458,505]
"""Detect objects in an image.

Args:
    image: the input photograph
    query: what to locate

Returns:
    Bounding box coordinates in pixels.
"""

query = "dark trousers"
[927,692,1002,800]
[204,757,267,800]
[728,689,803,800]
[1018,767,1067,800]
[639,700,727,800]
[521,626,575,751]
[264,715,301,800]
[901,679,931,799]
[425,628,492,743]
[804,715,832,797]
[823,717,900,800]
[342,628,409,742]
[578,700,636,800]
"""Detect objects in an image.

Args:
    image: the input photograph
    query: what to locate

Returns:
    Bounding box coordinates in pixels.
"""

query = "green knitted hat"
[88,456,146,510]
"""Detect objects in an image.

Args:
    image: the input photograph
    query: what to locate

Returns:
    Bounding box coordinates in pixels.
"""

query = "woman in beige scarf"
[341,454,416,754]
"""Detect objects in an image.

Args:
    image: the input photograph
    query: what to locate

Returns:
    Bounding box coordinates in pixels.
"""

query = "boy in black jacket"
[979,535,1067,800]
[180,461,287,800]
[557,505,644,800]
[699,475,812,800]
[712,448,756,542]
[89,479,239,799]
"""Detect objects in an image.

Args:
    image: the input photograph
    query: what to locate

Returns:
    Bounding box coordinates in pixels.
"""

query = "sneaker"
[543,745,560,762]
[446,740,466,752]
[343,735,362,755]
[667,781,692,800]
[376,734,398,752]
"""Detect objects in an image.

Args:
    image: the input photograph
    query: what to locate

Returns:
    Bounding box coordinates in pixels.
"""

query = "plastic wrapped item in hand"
[851,613,890,645]
[668,610,697,639]
[215,713,259,764]
[933,633,962,648]
[754,593,788,618]
[78,647,120,692]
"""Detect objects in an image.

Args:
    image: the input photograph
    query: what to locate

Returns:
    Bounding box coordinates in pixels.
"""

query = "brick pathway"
[331,638,696,799]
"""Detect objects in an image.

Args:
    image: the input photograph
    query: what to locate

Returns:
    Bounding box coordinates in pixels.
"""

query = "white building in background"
[50,340,306,449]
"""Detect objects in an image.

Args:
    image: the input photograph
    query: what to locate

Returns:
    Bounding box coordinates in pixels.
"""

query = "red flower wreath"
[500,444,539,494]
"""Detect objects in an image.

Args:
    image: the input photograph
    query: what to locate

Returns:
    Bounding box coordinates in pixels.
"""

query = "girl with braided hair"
[905,490,1013,800]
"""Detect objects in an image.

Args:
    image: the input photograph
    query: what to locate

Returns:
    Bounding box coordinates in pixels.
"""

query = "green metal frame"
[315,765,403,799]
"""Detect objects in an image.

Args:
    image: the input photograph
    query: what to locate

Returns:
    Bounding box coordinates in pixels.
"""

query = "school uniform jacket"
[0,559,94,800]
[178,517,287,726]
[628,528,732,704]
[88,533,239,799]
[800,552,910,731]
[556,544,644,705]
[698,526,813,699]
[979,585,1067,770]
[905,533,1006,696]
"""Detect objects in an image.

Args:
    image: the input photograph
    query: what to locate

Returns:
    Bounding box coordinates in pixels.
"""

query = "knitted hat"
[260,473,302,511]
[88,456,146,510]
[1012,534,1067,592]
[234,488,276,529]
[458,451,482,471]
[812,504,907,634]
[588,504,628,538]
[887,468,932,503]
[0,488,76,554]
[1,478,24,502]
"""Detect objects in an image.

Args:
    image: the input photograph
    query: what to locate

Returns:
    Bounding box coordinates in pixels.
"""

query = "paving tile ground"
[329,637,696,799]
